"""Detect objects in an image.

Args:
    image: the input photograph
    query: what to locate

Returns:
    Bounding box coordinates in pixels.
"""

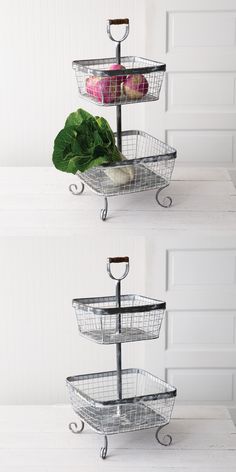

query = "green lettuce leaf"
[52,108,122,174]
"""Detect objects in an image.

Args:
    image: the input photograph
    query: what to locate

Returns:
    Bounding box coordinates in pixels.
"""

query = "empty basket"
[73,294,166,344]
[67,368,176,435]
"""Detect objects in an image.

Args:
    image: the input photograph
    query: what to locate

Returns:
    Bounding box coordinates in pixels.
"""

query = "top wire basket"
[73,294,166,344]
[72,56,165,106]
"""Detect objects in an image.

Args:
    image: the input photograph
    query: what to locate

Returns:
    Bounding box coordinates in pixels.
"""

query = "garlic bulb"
[104,154,134,185]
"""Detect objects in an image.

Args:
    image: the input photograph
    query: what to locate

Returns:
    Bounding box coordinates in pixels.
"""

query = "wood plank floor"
[1,167,236,235]
[0,405,235,471]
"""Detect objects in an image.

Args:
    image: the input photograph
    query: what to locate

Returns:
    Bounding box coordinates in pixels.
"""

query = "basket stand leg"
[100,197,108,221]
[156,186,172,208]
[68,420,84,434]
[100,435,108,459]
[155,424,172,446]
[69,178,85,196]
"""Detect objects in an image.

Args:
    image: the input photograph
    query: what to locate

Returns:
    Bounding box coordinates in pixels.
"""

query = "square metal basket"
[76,130,176,197]
[67,368,176,435]
[72,294,166,344]
[72,56,165,106]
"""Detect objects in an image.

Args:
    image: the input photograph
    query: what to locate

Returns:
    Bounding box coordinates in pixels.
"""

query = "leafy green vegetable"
[52,108,122,174]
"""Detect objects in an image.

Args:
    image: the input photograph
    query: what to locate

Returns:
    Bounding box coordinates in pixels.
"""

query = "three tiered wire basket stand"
[67,257,177,459]
[69,18,177,220]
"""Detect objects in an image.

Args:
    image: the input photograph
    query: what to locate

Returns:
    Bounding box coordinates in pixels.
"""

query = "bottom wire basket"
[77,130,176,197]
[67,368,176,435]
[69,130,177,220]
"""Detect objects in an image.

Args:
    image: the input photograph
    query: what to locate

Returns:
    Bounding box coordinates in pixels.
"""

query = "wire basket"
[76,130,176,197]
[72,56,165,106]
[67,368,176,435]
[72,294,166,344]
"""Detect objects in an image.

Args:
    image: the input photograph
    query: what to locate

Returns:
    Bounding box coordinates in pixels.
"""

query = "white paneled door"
[144,235,236,406]
[146,0,236,166]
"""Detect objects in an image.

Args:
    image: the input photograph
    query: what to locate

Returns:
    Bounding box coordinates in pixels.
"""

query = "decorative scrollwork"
[69,182,85,195]
[100,197,108,221]
[100,435,108,459]
[155,425,172,446]
[156,186,172,208]
[68,421,84,434]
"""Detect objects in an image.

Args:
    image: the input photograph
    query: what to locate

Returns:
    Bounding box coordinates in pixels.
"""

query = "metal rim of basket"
[72,294,166,315]
[72,56,166,76]
[66,367,177,407]
[78,130,177,169]
[101,130,177,167]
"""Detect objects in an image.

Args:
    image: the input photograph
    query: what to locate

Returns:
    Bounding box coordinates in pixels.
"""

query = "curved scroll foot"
[69,182,85,195]
[100,197,108,221]
[156,186,172,208]
[68,420,84,434]
[155,425,172,446]
[100,435,108,459]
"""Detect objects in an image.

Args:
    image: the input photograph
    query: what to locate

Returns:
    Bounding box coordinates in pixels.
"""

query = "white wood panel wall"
[1,0,236,167]
[0,235,147,404]
[162,238,236,406]
[146,0,236,166]
[1,232,236,405]
[0,0,146,166]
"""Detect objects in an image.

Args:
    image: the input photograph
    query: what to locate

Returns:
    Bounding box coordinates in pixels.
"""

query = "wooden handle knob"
[108,18,129,25]
[108,257,129,264]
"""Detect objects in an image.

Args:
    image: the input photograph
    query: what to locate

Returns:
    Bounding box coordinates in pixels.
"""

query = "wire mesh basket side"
[118,131,175,161]
[76,131,176,197]
[73,57,165,106]
[73,296,165,344]
[78,160,175,197]
[67,369,176,435]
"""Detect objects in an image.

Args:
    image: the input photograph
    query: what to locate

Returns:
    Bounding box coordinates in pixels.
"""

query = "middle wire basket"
[67,368,176,435]
[73,294,166,344]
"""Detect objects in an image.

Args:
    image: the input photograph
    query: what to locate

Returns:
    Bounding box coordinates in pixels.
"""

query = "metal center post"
[116,41,122,152]
[107,256,130,409]
[116,278,122,403]
[107,18,129,152]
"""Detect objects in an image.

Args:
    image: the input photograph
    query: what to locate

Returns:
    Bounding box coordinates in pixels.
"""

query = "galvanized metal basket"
[73,56,165,107]
[67,368,176,435]
[73,294,166,344]
[77,130,176,196]
[70,130,176,220]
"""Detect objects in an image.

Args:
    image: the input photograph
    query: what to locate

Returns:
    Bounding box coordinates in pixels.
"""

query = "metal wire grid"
[73,294,165,344]
[73,56,165,106]
[66,368,176,435]
[77,131,176,197]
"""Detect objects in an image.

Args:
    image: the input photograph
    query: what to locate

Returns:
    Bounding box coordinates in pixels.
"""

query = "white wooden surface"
[0,166,236,235]
[0,405,235,471]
